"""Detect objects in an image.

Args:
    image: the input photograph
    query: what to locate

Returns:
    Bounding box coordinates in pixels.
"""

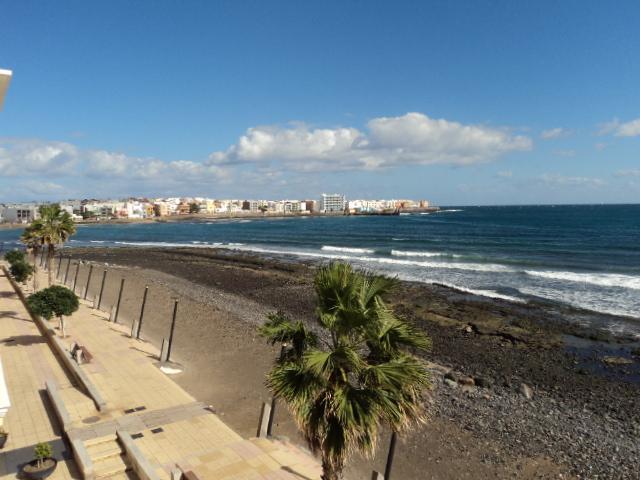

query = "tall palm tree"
[260,263,431,480]
[37,204,76,285]
[20,220,45,291]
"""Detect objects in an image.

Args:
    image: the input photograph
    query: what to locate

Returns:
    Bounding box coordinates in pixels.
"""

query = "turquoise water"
[2,205,639,334]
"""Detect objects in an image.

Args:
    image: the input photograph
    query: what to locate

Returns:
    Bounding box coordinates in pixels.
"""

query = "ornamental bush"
[10,261,34,283]
[27,285,79,320]
[4,250,25,265]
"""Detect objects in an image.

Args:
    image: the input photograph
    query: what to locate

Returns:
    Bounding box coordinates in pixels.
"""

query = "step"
[94,453,131,479]
[87,440,124,462]
[98,472,136,480]
[85,434,118,448]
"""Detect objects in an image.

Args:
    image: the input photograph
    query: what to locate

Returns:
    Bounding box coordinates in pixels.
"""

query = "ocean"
[1,204,639,336]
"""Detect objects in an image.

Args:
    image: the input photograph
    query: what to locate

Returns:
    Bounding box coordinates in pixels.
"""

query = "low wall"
[2,266,108,411]
[117,430,160,480]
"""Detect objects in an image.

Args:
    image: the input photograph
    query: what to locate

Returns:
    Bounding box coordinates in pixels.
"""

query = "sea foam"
[321,245,375,254]
[525,270,640,291]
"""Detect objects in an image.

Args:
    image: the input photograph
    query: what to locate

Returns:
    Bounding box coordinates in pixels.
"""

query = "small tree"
[189,202,200,214]
[34,442,53,468]
[4,249,26,265]
[10,261,34,284]
[27,286,79,338]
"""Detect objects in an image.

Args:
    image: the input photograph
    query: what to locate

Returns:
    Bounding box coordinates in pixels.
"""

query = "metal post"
[266,343,288,436]
[114,278,125,323]
[63,258,72,285]
[56,254,63,279]
[84,265,94,300]
[136,286,149,339]
[97,270,107,310]
[384,432,397,480]
[72,262,80,293]
[166,300,178,362]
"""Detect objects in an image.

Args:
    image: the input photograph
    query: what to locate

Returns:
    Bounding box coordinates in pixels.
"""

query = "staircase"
[84,434,136,479]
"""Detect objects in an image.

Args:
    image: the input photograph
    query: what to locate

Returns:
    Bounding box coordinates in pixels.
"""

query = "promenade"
[0,265,320,479]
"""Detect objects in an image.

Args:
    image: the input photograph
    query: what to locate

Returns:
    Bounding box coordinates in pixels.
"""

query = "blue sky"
[1,0,639,205]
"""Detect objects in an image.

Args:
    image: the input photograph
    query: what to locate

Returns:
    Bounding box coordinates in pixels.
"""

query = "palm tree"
[37,204,76,285]
[260,263,431,480]
[20,221,45,291]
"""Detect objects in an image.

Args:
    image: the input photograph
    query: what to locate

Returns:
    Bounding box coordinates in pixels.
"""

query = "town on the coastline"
[0,193,436,224]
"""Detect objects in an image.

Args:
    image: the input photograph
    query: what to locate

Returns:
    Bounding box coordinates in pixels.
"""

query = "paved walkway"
[0,269,80,479]
[0,265,320,479]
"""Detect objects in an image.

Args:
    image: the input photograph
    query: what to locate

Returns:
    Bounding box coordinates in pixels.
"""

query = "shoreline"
[57,246,639,479]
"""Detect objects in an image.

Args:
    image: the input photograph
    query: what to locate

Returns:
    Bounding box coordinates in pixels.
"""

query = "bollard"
[136,286,149,339]
[266,343,288,436]
[84,265,94,300]
[160,338,166,362]
[63,258,72,285]
[371,472,385,480]
[257,402,272,438]
[114,278,125,323]
[384,432,398,480]
[72,262,80,293]
[97,270,107,310]
[166,300,178,362]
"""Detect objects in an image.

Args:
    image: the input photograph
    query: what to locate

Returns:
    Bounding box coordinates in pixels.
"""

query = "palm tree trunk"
[32,249,39,291]
[321,455,342,480]
[59,315,65,338]
[47,244,54,286]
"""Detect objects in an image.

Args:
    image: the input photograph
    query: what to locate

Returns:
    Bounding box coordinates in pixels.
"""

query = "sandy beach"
[56,246,639,479]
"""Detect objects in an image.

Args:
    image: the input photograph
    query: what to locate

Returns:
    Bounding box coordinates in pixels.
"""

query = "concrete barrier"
[45,380,71,429]
[71,437,95,480]
[117,430,161,480]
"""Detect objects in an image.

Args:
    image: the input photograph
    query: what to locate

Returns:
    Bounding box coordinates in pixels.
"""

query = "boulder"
[443,378,458,389]
[603,356,633,365]
[519,383,534,400]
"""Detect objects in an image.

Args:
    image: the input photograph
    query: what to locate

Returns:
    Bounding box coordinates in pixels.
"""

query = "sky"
[1,0,639,205]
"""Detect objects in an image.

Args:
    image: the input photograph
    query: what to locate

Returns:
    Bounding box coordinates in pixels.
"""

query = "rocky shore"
[63,247,640,479]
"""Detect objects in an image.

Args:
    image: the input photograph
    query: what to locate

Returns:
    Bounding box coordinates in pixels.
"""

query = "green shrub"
[4,250,25,265]
[27,286,79,320]
[10,261,34,283]
[34,442,53,466]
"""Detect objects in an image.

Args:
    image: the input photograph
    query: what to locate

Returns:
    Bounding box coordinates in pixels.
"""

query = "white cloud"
[22,181,65,195]
[0,138,229,185]
[541,128,570,140]
[0,139,79,176]
[209,112,532,172]
[615,169,640,177]
[598,118,640,137]
[553,149,576,157]
[539,174,605,188]
[496,170,513,178]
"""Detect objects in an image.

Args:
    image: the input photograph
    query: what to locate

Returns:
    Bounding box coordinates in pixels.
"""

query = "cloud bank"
[209,112,532,171]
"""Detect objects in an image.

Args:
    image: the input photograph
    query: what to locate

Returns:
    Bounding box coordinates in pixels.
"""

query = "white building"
[1,204,39,223]
[319,193,346,213]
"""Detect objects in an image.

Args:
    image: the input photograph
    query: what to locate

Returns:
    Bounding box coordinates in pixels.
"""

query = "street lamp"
[0,68,12,110]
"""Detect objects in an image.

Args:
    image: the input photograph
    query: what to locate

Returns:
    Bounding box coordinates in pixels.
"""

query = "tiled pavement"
[0,266,321,479]
[0,269,80,479]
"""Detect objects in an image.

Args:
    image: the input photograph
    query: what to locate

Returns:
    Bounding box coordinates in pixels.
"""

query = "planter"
[0,433,7,449]
[21,458,57,480]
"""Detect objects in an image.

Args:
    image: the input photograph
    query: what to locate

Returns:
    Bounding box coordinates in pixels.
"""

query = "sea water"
[1,204,638,335]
